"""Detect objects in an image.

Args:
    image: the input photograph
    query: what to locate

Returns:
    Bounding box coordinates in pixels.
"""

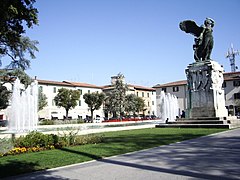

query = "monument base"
[185,60,228,119]
[155,61,240,129]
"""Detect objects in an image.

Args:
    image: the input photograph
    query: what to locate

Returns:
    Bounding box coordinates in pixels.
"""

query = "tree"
[0,68,32,110]
[0,0,39,70]
[0,84,11,110]
[125,94,136,115]
[0,0,39,110]
[125,94,145,117]
[135,96,145,115]
[105,73,128,118]
[38,88,47,111]
[83,92,105,121]
[54,88,80,120]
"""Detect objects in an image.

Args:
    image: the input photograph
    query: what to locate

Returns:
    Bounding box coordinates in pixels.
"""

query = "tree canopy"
[38,87,48,111]
[0,68,32,110]
[0,84,11,110]
[135,96,145,115]
[83,92,105,120]
[54,88,80,119]
[0,0,39,70]
[125,94,145,116]
[0,0,39,110]
[105,73,128,118]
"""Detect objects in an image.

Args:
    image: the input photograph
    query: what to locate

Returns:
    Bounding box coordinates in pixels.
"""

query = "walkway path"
[6,128,240,180]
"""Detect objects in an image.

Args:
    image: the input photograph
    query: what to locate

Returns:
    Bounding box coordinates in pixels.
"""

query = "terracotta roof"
[128,84,155,91]
[37,79,102,89]
[102,85,114,91]
[153,72,240,88]
[63,81,102,89]
[223,71,240,76]
[102,84,155,91]
[37,79,72,87]
[153,80,187,88]
[223,71,240,81]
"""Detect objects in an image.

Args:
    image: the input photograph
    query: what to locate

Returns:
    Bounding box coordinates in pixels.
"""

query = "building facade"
[102,75,157,118]
[37,80,104,120]
[153,72,240,116]
[0,76,157,121]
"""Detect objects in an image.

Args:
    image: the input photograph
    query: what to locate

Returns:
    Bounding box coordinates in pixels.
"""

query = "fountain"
[8,78,38,133]
[156,91,179,121]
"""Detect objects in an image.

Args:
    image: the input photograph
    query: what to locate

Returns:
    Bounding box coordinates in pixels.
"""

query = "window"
[142,92,144,97]
[234,93,240,99]
[39,86,43,92]
[148,101,150,107]
[147,93,149,97]
[53,87,57,93]
[79,100,81,106]
[88,90,90,93]
[152,101,154,105]
[136,92,139,96]
[162,87,166,92]
[52,99,56,106]
[233,80,240,86]
[173,86,179,92]
[222,81,226,88]
[78,89,82,95]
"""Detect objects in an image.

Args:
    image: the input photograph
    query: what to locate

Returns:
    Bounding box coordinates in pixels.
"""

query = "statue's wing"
[179,20,203,37]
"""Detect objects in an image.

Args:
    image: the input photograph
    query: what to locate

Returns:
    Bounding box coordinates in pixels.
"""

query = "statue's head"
[204,18,215,28]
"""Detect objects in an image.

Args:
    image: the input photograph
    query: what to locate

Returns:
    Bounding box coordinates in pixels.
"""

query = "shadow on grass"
[0,160,68,179]
[0,160,39,179]
[102,132,206,151]
[59,147,102,160]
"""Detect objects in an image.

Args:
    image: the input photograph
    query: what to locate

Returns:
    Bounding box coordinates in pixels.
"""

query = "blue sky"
[18,0,240,86]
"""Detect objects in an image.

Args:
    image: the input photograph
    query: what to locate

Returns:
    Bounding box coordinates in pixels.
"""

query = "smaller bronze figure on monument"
[179,18,215,62]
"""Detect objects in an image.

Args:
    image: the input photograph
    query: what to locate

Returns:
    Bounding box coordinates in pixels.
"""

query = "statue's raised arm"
[179,18,215,62]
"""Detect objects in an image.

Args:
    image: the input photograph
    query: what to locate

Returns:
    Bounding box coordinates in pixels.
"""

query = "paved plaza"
[5,127,240,180]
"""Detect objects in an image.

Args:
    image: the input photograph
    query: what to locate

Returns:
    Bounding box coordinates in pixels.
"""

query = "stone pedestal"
[185,60,228,118]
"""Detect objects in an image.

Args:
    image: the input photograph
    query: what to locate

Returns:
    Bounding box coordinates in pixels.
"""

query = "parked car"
[0,120,8,127]
[51,112,59,120]
[93,117,104,123]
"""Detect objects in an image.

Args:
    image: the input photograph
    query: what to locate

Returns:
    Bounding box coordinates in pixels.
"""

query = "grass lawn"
[0,128,226,178]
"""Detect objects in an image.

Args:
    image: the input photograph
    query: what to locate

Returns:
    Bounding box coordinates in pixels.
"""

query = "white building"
[0,76,157,121]
[103,75,157,118]
[153,71,240,116]
[2,71,240,121]
[37,79,104,120]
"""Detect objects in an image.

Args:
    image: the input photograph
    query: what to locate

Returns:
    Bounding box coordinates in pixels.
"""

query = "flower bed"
[0,131,103,157]
[103,117,157,123]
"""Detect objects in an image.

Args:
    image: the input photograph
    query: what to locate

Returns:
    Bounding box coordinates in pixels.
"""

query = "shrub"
[1,130,104,157]
[0,137,14,155]
[39,119,55,125]
[14,131,56,148]
[74,134,104,145]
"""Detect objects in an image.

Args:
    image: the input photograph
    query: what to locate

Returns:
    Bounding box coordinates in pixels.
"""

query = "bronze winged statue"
[179,18,215,62]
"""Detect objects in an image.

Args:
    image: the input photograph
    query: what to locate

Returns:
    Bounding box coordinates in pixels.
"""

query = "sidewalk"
[6,128,240,180]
